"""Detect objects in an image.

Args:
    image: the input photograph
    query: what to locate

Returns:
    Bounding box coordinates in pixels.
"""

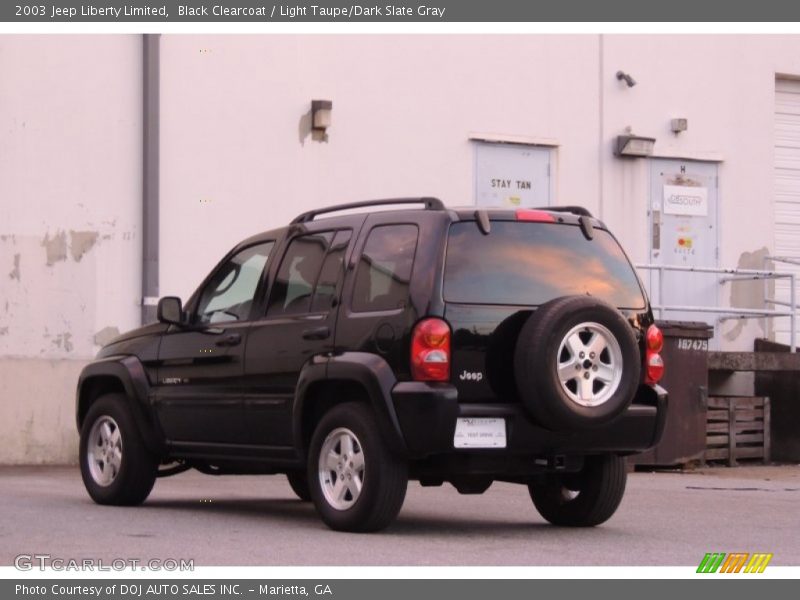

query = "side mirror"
[157,296,185,326]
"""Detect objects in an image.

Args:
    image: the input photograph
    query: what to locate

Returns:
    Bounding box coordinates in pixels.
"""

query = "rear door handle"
[215,333,242,347]
[302,326,330,341]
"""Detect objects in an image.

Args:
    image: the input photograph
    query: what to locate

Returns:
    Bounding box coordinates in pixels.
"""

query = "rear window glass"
[444,221,646,309]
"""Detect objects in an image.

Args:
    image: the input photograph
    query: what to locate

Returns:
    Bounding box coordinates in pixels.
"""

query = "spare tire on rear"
[514,296,640,430]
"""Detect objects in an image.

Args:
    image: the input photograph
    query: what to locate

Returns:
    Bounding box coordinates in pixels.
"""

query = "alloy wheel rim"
[556,321,623,407]
[318,427,365,511]
[87,415,123,487]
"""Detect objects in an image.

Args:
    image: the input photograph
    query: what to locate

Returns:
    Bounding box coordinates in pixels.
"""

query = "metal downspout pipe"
[141,34,160,324]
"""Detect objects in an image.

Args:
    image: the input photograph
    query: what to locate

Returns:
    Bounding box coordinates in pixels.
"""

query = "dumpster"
[631,320,714,467]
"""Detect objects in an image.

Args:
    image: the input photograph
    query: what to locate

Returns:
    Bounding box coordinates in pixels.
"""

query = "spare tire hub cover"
[556,322,623,408]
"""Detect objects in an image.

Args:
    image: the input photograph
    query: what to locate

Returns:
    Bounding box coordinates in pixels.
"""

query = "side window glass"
[268,232,333,316]
[196,242,274,325]
[310,230,352,312]
[352,225,419,312]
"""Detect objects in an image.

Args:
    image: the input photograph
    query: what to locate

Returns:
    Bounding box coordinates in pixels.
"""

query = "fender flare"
[292,352,407,459]
[76,355,164,455]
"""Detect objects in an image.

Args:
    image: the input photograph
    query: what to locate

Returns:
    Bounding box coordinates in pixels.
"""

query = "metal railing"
[763,256,800,306]
[635,263,797,352]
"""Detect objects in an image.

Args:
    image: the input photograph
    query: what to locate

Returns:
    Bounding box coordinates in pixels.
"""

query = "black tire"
[307,402,408,532]
[79,393,157,506]
[514,295,641,430]
[286,470,312,502]
[529,455,627,527]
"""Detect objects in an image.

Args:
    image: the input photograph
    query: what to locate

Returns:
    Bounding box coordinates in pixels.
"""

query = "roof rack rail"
[291,197,445,224]
[534,205,594,218]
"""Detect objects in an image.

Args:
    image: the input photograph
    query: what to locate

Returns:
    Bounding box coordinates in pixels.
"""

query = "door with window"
[649,159,719,329]
[243,227,355,448]
[155,241,274,445]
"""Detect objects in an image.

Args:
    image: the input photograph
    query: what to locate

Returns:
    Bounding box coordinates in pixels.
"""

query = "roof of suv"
[234,198,603,252]
[291,197,600,227]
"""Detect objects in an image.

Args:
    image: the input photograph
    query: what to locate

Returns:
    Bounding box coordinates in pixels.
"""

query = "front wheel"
[308,402,408,532]
[528,455,626,527]
[79,394,158,506]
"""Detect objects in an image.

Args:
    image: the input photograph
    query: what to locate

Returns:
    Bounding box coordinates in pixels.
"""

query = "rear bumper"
[391,382,668,459]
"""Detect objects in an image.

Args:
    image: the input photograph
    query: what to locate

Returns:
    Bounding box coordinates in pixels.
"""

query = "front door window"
[196,242,274,324]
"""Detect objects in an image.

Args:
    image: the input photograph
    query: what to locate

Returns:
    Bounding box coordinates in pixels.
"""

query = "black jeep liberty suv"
[76,198,667,532]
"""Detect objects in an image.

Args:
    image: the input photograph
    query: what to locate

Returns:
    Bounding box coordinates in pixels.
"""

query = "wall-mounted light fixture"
[311,100,333,133]
[616,70,637,88]
[671,118,688,134]
[615,135,656,157]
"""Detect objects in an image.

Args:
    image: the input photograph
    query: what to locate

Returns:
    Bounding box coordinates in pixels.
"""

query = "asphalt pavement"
[1,464,798,566]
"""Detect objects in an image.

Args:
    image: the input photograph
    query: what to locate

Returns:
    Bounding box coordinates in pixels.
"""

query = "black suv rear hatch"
[443,215,647,403]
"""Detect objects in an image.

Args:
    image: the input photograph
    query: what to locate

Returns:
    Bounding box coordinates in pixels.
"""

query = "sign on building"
[474,141,552,207]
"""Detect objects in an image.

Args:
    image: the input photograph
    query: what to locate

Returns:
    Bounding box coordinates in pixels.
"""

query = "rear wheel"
[528,455,626,527]
[79,394,157,506]
[308,402,408,532]
[286,470,312,502]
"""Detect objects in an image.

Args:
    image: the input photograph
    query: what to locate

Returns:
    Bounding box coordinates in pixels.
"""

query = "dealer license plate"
[453,418,507,449]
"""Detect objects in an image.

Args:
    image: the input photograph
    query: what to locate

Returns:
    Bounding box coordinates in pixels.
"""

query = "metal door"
[474,142,552,207]
[648,159,719,328]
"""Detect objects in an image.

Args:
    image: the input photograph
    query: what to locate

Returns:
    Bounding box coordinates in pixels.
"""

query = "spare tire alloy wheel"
[514,296,641,430]
[557,322,623,407]
[318,427,365,510]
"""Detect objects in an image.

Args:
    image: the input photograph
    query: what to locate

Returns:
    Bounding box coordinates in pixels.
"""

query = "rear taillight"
[644,324,664,384]
[411,318,451,381]
[646,324,664,353]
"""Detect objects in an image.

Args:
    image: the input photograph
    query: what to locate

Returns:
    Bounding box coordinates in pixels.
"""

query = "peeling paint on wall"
[50,333,73,353]
[8,254,20,281]
[93,326,120,347]
[41,231,67,266]
[69,230,99,262]
[724,247,771,342]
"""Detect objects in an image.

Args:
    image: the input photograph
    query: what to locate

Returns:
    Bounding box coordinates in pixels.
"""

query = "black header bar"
[4,0,800,22]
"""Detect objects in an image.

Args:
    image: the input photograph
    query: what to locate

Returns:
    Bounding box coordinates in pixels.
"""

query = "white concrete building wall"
[160,35,800,351]
[0,36,142,463]
[158,35,602,300]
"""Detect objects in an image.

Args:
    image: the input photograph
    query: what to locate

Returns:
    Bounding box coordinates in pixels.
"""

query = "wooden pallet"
[705,397,771,466]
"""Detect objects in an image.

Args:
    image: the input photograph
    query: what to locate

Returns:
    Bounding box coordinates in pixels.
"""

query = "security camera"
[616,71,637,88]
